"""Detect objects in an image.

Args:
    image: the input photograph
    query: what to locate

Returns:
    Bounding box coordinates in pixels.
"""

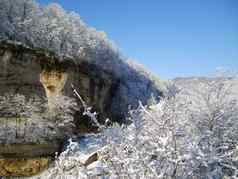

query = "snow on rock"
[24,135,109,179]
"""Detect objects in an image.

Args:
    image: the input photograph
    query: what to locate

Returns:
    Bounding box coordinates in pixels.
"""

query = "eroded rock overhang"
[0,41,121,176]
[0,40,163,176]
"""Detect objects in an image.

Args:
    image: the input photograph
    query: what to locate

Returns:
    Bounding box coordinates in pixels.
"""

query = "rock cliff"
[0,40,163,176]
[0,0,164,176]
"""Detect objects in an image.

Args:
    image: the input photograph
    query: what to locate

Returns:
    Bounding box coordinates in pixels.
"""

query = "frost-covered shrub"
[24,77,238,179]
[101,77,238,179]
[0,0,120,75]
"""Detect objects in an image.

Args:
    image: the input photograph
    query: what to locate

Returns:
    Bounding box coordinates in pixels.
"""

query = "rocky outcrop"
[0,158,49,176]
[0,40,163,176]
[40,70,68,114]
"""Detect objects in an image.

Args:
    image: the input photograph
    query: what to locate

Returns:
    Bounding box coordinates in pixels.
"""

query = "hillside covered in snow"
[0,0,238,179]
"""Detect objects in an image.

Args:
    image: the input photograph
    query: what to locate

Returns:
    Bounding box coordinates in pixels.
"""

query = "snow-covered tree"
[25,77,238,179]
[0,0,116,61]
[101,77,238,178]
[177,77,238,178]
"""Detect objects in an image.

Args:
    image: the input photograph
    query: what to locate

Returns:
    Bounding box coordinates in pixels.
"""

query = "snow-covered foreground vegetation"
[24,76,238,179]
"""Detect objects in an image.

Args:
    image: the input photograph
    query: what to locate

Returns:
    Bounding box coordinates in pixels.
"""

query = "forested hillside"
[0,0,165,120]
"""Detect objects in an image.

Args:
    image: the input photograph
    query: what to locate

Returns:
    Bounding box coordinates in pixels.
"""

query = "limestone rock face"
[40,70,68,114]
[0,158,49,176]
[0,41,163,176]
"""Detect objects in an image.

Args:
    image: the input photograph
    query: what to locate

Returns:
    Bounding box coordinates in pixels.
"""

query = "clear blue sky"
[37,0,238,79]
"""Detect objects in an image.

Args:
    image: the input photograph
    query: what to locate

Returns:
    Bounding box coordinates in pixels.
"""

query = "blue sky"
[37,0,238,79]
